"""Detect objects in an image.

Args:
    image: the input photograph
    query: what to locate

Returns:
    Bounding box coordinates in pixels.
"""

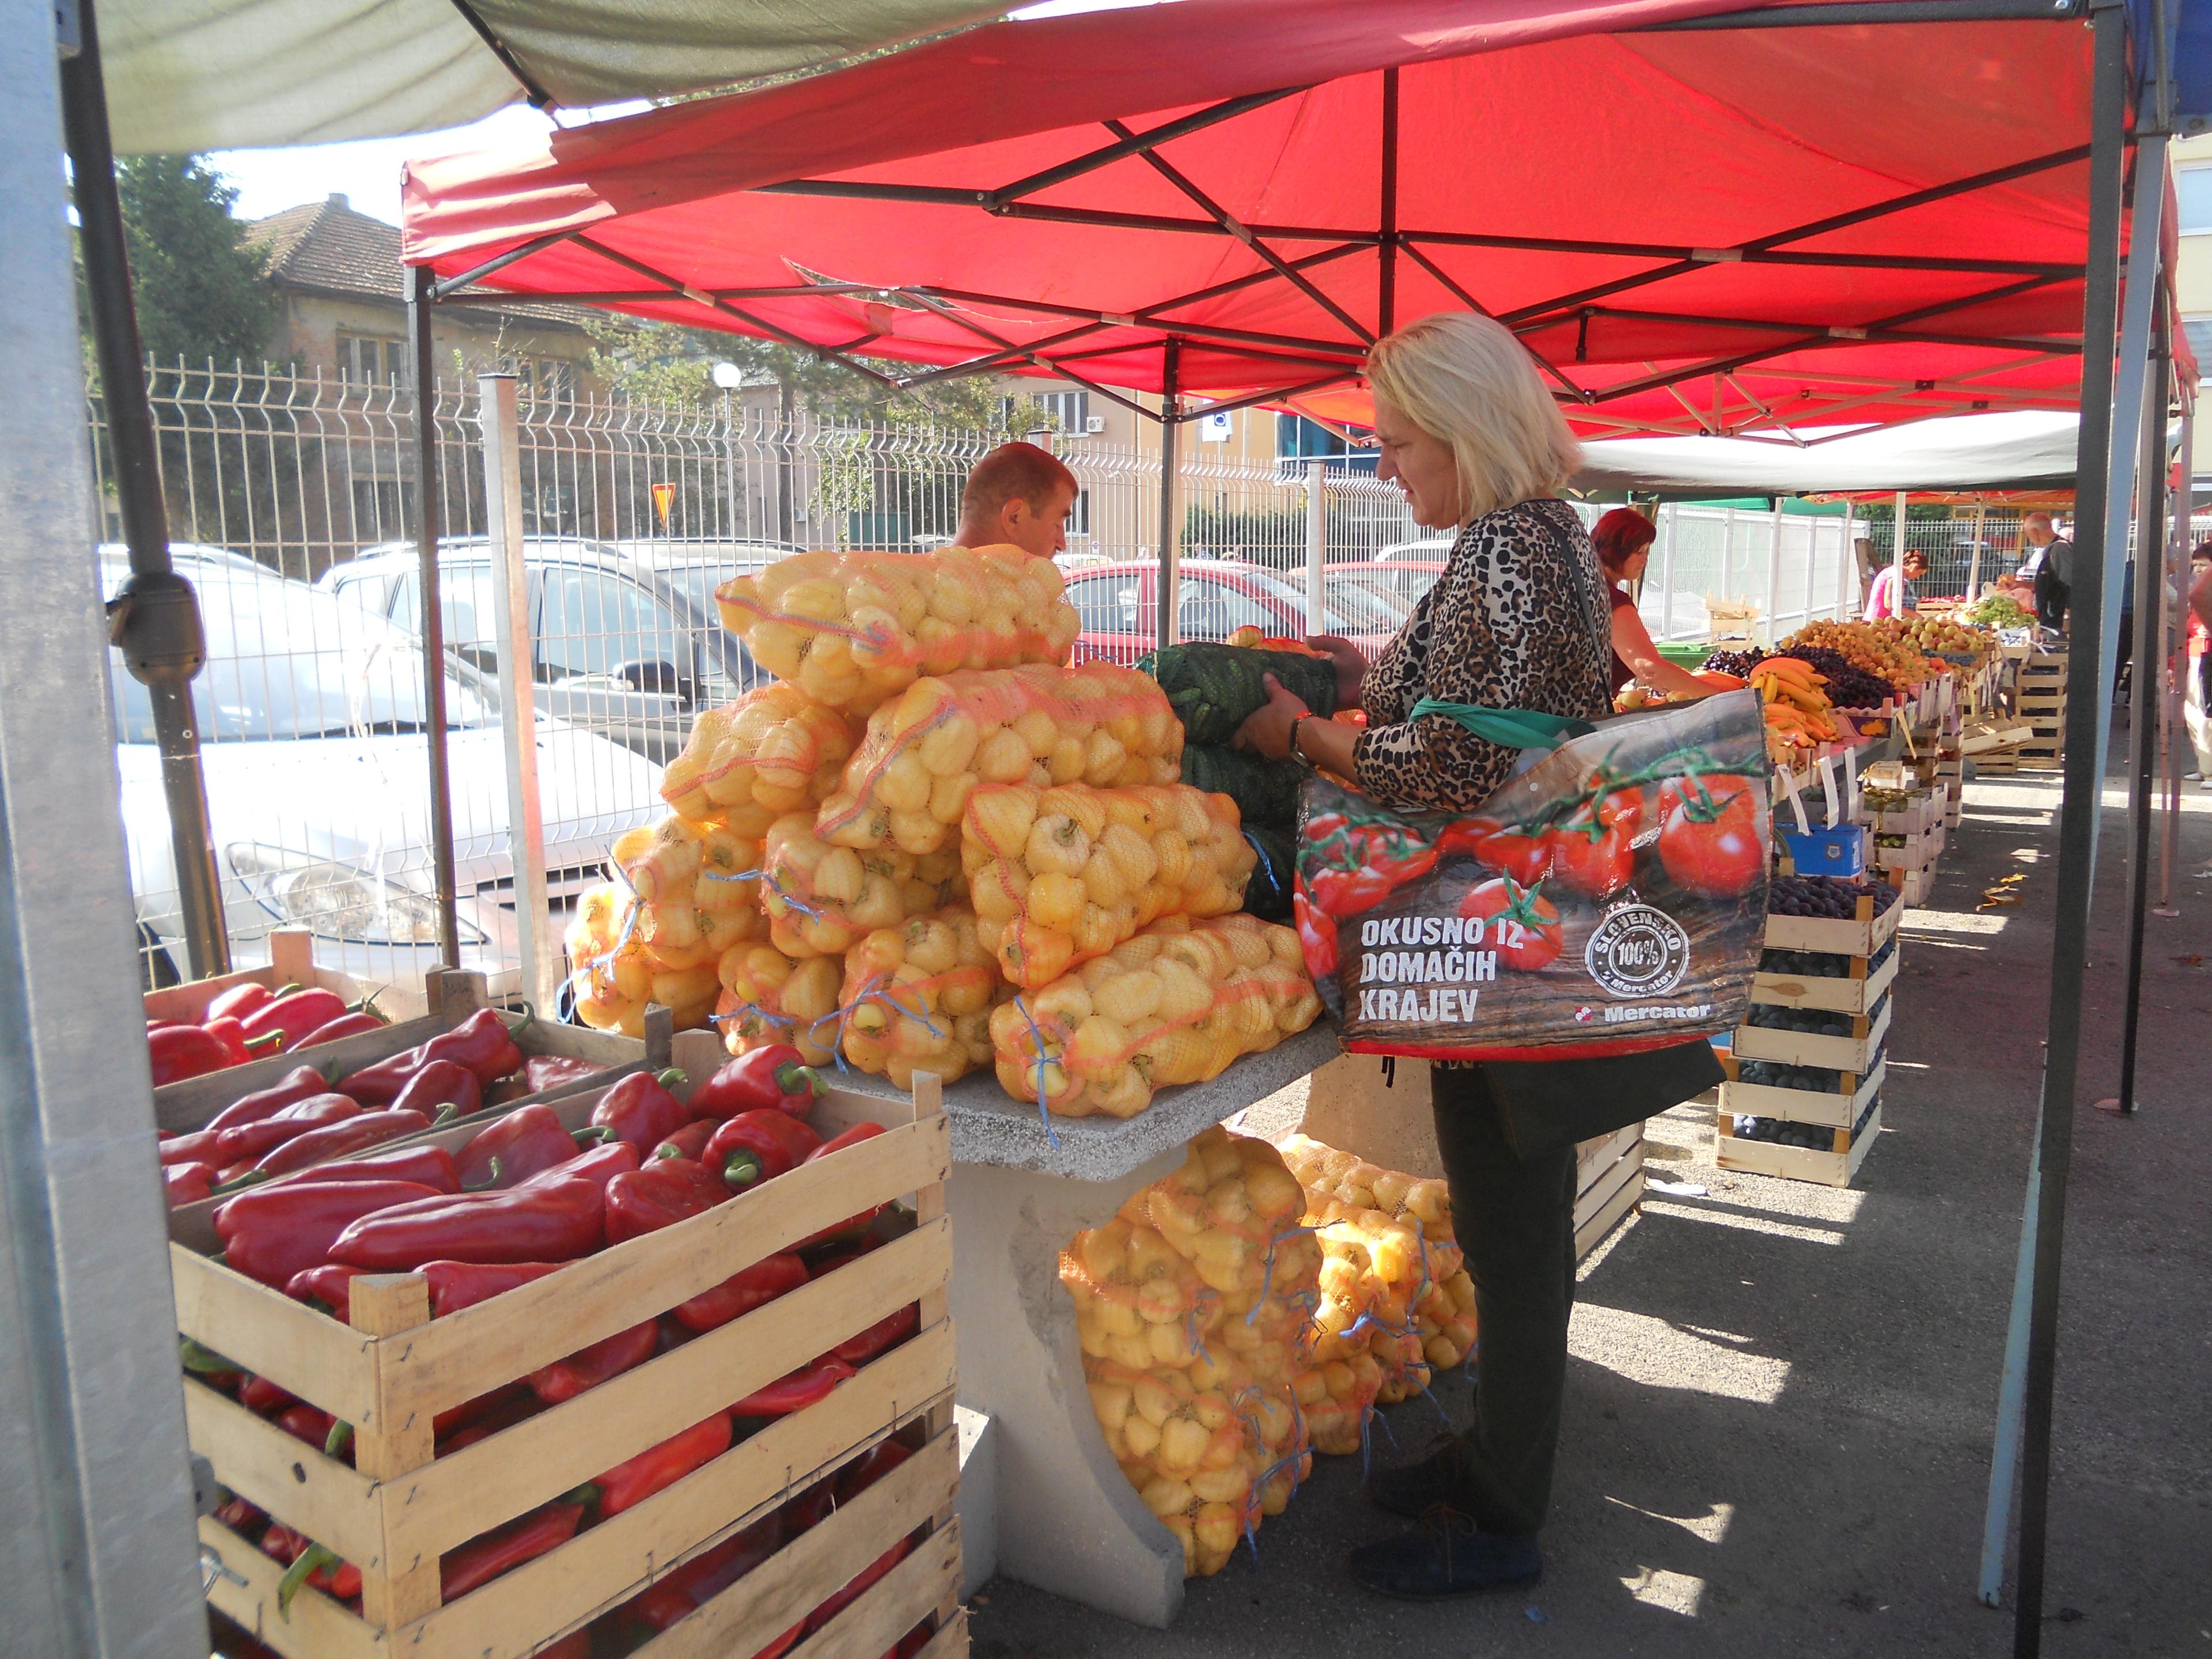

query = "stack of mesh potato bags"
[1063,1127,1480,1576]
[565,544,1319,1113]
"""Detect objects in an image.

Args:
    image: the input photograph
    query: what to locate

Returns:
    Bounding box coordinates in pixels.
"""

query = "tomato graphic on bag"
[1456,877,1563,971]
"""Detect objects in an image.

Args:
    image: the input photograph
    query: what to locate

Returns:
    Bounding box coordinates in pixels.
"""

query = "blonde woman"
[1236,310,1721,1599]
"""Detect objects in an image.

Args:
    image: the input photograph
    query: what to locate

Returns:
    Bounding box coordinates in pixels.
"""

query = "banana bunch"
[1749,656,1836,753]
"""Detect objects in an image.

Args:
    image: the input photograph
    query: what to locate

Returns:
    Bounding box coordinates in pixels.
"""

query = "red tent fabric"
[404,0,2102,439]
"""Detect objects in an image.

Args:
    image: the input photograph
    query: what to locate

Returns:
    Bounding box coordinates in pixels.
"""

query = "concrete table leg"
[946,1151,1187,1628]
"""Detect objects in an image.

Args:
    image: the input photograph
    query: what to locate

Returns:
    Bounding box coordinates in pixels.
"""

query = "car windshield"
[1242,567,1406,635]
[105,562,496,743]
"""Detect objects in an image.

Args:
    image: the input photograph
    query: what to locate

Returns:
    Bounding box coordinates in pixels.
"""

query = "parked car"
[1061,559,1402,663]
[320,536,782,762]
[108,550,660,988]
[1336,558,1449,614]
[1376,535,1456,562]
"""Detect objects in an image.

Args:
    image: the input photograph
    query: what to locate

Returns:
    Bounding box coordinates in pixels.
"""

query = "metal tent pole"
[59,0,230,979]
[2157,403,2190,916]
[0,2,210,1650]
[1157,338,1182,650]
[2112,296,2169,1115]
[1968,502,1987,600]
[407,266,461,966]
[1305,459,1327,632]
[1892,489,1908,609]
[2008,10,2128,1647]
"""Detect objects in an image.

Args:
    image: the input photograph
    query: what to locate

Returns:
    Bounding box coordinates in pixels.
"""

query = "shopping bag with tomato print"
[1293,689,1770,1061]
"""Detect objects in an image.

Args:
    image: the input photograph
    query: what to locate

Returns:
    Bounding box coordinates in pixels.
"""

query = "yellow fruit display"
[715,544,1084,713]
[1892,612,1991,662]
[566,883,722,1037]
[961,782,1257,989]
[758,812,966,959]
[660,681,860,829]
[1783,619,1933,694]
[815,663,1184,858]
[712,941,846,1068]
[608,812,767,970]
[836,906,1010,1088]
[1061,1127,1320,1577]
[990,914,1320,1120]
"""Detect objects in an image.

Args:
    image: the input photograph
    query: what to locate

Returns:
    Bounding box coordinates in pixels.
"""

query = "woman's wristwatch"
[1286,713,1316,769]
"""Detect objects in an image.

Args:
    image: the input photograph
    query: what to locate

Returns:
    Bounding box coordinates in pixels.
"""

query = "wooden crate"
[1960,719,2033,756]
[1763,889,1904,959]
[1871,827,1941,874]
[1715,1100,1883,1188]
[1719,1055,1883,1131]
[182,1061,960,1659]
[1751,941,1899,1016]
[146,930,416,1025]
[1870,789,1942,836]
[156,971,660,1137]
[1730,999,1890,1076]
[1573,1124,1643,1263]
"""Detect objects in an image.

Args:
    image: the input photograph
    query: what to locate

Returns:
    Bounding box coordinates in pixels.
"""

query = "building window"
[1069,487,1092,537]
[1275,413,1378,474]
[2184,316,2212,368]
[1034,390,1091,434]
[336,333,406,385]
[2180,168,2212,234]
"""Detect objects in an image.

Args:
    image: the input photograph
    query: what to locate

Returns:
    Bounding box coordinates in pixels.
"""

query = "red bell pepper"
[796,1122,889,1248]
[329,1176,605,1270]
[343,1008,524,1104]
[834,1302,920,1368]
[214,1179,441,1287]
[673,1252,809,1335]
[211,1093,361,1165]
[528,1320,659,1404]
[807,1537,914,1637]
[782,1474,838,1536]
[434,1385,541,1454]
[591,1069,691,1154]
[263,1527,364,1615]
[732,1356,854,1418]
[421,1259,566,1317]
[296,1011,389,1049]
[622,1516,783,1634]
[235,1108,431,1183]
[179,1337,243,1393]
[521,1138,639,1191]
[257,1143,463,1196]
[457,1103,593,1190]
[147,1023,240,1087]
[440,1502,585,1601]
[836,1438,914,1503]
[275,1403,336,1448]
[686,1045,822,1123]
[238,1373,295,1415]
[203,1016,284,1069]
[213,1493,265,1535]
[652,1120,717,1162]
[165,1162,217,1208]
[205,980,275,1022]
[158,1126,226,1166]
[579,1415,732,1517]
[284,1263,368,1321]
[605,1159,729,1245]
[240,988,351,1049]
[388,1058,483,1124]
[704,1110,822,1191]
[523,1054,603,1094]
[205,1065,330,1134]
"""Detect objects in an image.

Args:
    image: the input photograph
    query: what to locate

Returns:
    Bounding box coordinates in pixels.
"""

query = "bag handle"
[1407,698,1597,750]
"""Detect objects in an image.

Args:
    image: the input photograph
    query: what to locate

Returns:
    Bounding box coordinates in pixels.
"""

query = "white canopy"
[100,0,1010,152]
[1573,411,2082,498]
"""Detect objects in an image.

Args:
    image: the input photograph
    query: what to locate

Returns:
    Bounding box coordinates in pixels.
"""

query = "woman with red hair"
[1591,507,1711,701]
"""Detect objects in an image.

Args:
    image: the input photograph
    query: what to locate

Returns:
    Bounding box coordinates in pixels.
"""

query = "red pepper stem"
[461,1156,503,1192]
[275,982,304,997]
[431,1102,463,1126]
[244,1030,288,1054]
[179,1338,236,1376]
[211,1171,273,1196]
[508,1003,537,1039]
[777,1062,822,1100]
[652,1144,683,1161]
[656,1067,689,1089]
[276,1543,337,1619]
[324,1420,353,1459]
[573,1125,618,1147]
[559,1481,601,1508]
[722,1150,764,1190]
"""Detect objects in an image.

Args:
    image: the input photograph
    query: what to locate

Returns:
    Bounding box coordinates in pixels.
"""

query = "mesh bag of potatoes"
[963,782,1256,990]
[815,663,1184,857]
[660,681,860,828]
[566,884,722,1036]
[712,942,846,1069]
[991,915,1320,1120]
[608,812,768,969]
[759,812,966,959]
[714,545,1083,713]
[833,907,1010,1088]
[1061,1127,1320,1577]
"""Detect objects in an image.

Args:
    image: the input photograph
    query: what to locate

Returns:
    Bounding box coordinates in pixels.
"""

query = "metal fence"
[90,362,1866,987]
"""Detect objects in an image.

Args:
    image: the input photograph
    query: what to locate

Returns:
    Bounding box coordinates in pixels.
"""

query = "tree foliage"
[83,156,283,368]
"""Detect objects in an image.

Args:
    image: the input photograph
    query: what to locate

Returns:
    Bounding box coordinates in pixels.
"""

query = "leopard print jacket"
[1352,497,1612,812]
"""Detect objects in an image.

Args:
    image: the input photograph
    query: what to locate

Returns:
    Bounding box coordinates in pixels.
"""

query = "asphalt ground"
[968,751,2212,1658]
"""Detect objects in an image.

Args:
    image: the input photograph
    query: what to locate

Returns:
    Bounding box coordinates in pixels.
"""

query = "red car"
[1336,559,1449,616]
[1062,559,1403,665]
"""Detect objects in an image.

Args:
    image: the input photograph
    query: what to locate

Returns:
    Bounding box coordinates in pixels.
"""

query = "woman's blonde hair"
[1365,312,1582,523]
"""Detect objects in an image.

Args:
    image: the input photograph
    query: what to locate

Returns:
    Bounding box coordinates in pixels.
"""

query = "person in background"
[2020,510,2073,629]
[1590,507,1713,700]
[953,441,1079,559]
[1866,548,1927,619]
[2186,543,2212,783]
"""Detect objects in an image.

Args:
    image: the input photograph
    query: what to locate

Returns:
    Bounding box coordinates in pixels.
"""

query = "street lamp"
[710,362,743,539]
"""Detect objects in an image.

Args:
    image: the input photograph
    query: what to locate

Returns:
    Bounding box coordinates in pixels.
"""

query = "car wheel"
[137,923,181,992]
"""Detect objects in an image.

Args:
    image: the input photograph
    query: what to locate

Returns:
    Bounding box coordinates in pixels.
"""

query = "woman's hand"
[1232,673,1310,760]
[1307,635,1368,711]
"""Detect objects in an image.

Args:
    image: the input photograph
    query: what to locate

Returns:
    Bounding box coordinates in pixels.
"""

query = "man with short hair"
[2020,510,2074,630]
[955,441,1079,559]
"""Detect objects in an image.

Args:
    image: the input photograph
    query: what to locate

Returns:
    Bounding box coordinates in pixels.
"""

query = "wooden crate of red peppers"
[154,969,663,1208]
[177,1028,962,1659]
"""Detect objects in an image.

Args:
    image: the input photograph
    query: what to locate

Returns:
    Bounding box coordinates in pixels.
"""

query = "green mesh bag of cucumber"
[1139,643,1337,832]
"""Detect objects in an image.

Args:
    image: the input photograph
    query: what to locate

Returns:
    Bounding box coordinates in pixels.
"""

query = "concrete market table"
[840,1021,1343,1627]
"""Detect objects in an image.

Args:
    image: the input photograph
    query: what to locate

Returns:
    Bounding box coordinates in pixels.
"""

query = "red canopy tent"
[404,0,2103,441]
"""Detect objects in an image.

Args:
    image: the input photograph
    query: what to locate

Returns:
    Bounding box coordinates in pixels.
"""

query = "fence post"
[407,266,461,966]
[1765,501,1785,645]
[1720,509,1736,604]
[1305,459,1327,633]
[1800,513,1817,637]
[1657,502,1679,641]
[478,374,555,1012]
[1839,501,1857,619]
[1967,502,1986,601]
[1156,339,1182,650]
